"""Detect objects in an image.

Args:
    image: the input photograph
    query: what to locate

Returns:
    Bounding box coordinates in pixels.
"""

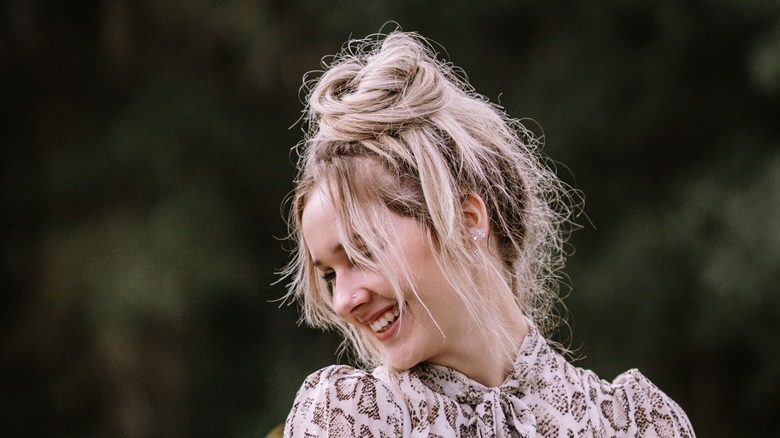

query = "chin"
[384,351,422,371]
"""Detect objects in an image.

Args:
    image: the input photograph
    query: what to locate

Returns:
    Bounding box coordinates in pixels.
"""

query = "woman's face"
[301,185,476,371]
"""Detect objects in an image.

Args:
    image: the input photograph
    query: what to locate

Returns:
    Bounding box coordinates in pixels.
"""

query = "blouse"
[284,323,695,437]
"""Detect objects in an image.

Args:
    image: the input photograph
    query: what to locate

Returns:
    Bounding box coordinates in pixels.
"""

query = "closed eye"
[321,270,336,283]
[321,270,336,293]
[350,243,375,267]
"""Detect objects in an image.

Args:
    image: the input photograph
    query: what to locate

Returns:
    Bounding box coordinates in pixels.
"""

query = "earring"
[352,293,358,299]
[471,228,486,260]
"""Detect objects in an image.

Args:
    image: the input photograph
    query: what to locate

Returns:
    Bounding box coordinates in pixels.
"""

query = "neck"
[434,315,529,387]
[474,317,529,387]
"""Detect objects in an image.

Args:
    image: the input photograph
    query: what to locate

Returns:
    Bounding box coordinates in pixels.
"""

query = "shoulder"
[284,365,408,438]
[574,367,695,437]
[607,369,695,437]
[531,343,695,437]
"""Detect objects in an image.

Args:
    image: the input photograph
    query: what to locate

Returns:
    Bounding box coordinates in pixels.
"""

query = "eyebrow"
[311,243,345,268]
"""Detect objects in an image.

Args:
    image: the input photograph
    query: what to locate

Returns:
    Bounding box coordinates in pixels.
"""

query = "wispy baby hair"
[282,30,577,369]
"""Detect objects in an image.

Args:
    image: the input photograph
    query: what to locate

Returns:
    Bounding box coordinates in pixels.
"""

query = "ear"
[461,193,490,238]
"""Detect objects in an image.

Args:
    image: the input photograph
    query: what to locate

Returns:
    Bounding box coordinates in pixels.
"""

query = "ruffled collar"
[409,321,548,437]
[413,321,546,403]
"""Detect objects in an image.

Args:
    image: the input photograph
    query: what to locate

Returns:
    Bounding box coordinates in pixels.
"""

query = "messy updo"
[282,30,577,369]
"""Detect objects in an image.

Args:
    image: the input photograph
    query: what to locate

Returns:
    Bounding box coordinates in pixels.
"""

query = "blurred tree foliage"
[1,0,778,436]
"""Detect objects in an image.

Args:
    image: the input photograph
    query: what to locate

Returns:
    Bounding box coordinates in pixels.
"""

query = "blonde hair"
[281,31,577,369]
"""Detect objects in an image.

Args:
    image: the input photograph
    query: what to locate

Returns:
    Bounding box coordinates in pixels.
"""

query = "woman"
[281,30,694,437]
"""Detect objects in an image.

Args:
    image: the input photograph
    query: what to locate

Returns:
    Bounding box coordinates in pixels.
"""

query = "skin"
[301,183,527,387]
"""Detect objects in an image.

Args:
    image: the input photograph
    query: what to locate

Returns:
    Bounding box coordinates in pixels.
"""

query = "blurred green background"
[2,0,779,436]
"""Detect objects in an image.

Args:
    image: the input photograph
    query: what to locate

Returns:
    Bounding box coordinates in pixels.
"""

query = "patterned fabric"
[285,324,695,437]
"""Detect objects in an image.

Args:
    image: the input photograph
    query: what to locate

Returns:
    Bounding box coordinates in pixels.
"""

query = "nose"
[332,271,370,320]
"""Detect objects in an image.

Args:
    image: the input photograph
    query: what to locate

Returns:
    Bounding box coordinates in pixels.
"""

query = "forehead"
[300,181,394,247]
[301,184,338,232]
[300,187,341,263]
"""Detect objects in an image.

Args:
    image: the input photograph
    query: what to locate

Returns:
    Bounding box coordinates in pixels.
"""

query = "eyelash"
[321,271,336,283]
[353,244,375,263]
[317,246,377,293]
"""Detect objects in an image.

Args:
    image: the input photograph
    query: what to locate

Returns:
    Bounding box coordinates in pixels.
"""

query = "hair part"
[280,30,579,369]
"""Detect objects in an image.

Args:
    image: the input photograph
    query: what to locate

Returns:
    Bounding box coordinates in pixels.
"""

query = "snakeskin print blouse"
[284,323,695,437]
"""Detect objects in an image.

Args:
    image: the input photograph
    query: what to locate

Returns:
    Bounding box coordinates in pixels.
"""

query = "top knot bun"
[307,32,451,140]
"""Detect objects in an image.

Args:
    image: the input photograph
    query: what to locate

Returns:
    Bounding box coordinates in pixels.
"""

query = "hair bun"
[308,33,448,140]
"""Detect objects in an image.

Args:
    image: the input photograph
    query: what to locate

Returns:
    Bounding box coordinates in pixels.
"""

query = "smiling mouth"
[369,307,400,333]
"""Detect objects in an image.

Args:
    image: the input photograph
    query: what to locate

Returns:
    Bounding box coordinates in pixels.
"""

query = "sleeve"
[593,368,696,437]
[283,365,408,438]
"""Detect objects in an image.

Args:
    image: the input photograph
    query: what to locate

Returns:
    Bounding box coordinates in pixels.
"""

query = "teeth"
[370,308,400,333]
